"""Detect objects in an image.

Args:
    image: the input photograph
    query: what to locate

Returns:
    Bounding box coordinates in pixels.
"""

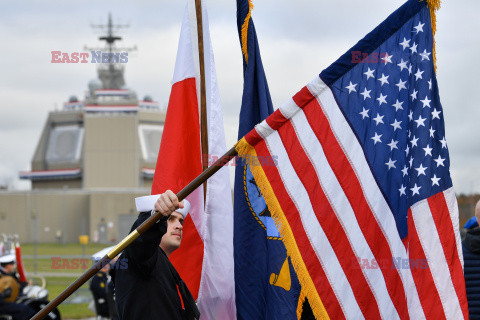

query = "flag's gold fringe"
[240,0,254,63]
[296,288,307,319]
[423,0,441,72]
[235,138,330,320]
[234,137,252,158]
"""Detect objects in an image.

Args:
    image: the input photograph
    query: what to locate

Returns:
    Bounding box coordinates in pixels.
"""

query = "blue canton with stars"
[320,2,451,239]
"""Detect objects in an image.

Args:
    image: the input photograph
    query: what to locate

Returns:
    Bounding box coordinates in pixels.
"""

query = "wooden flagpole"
[195,0,209,202]
[30,147,238,320]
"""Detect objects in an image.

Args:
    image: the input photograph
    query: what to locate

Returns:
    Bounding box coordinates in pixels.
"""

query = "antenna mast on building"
[84,13,137,89]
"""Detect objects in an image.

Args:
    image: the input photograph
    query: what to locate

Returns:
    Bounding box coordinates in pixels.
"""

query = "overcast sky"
[1,0,479,194]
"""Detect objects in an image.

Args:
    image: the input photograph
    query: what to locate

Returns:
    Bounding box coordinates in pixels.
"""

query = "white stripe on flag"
[278,98,300,119]
[264,131,364,320]
[444,188,464,269]
[290,110,400,319]
[255,119,274,139]
[410,198,464,320]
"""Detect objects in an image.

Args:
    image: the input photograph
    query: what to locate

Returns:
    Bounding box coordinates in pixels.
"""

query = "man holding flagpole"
[115,0,236,318]
[149,0,236,318]
[114,190,200,320]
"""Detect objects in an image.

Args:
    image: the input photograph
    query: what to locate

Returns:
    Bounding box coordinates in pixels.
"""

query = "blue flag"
[234,1,303,319]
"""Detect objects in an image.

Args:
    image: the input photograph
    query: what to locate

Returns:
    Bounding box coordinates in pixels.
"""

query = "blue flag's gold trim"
[297,289,307,319]
[240,0,254,63]
[236,138,330,320]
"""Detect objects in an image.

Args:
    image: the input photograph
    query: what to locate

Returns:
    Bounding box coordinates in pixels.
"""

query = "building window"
[45,125,84,164]
[138,124,163,162]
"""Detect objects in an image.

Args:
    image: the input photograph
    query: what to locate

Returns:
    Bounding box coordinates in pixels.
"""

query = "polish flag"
[151,1,236,319]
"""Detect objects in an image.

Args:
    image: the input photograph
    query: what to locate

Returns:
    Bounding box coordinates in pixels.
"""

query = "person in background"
[0,254,35,320]
[89,261,112,319]
[463,199,480,320]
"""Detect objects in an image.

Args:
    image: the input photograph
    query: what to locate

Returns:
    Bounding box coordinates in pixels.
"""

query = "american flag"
[235,1,468,319]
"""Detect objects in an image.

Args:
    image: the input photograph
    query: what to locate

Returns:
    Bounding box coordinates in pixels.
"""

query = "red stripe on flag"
[293,86,316,109]
[278,120,382,320]
[407,209,446,320]
[244,127,263,147]
[254,139,347,320]
[427,193,469,319]
[265,109,289,131]
[298,93,409,318]
[152,77,204,299]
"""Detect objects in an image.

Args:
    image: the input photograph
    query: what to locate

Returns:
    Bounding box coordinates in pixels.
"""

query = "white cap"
[0,254,15,264]
[135,195,190,218]
[91,245,116,262]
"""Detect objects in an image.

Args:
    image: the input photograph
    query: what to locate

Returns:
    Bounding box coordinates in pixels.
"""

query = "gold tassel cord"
[240,0,254,63]
[424,0,441,72]
[236,138,330,320]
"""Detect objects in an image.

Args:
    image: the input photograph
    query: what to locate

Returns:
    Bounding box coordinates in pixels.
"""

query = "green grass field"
[21,243,112,256]
[18,243,113,319]
[23,258,94,274]
[45,276,95,319]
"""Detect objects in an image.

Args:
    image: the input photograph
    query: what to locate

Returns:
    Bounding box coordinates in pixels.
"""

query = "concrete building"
[0,16,165,243]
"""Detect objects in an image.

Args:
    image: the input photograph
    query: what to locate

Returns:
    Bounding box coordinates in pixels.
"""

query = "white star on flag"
[395,79,407,91]
[440,136,448,148]
[359,107,369,119]
[397,59,408,71]
[385,158,397,170]
[420,49,431,61]
[346,81,357,93]
[371,132,382,144]
[410,183,421,196]
[431,175,441,186]
[410,136,419,147]
[434,155,446,167]
[360,88,371,100]
[411,89,418,101]
[392,100,404,111]
[373,113,384,125]
[401,166,408,177]
[376,93,387,105]
[381,53,393,64]
[387,139,399,150]
[410,42,418,53]
[432,108,441,119]
[391,119,402,131]
[420,96,431,108]
[364,67,375,80]
[414,69,424,80]
[399,38,410,50]
[423,144,433,157]
[378,73,390,86]
[414,21,425,34]
[414,115,426,128]
[415,164,428,176]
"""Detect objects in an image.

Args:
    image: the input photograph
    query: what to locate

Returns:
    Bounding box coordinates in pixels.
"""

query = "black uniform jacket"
[114,212,199,320]
[89,271,110,316]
